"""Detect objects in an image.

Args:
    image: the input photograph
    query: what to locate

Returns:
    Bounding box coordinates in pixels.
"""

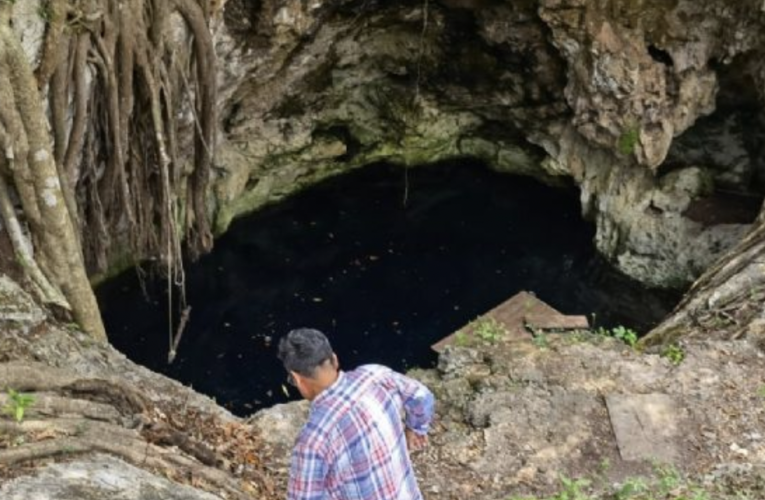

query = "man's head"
[278,328,338,400]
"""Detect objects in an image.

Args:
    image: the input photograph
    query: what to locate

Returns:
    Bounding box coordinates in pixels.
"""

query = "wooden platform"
[431,291,589,352]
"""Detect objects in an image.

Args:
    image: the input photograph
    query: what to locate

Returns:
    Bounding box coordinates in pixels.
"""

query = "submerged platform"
[431,291,589,352]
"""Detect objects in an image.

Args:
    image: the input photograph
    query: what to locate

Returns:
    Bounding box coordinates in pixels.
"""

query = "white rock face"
[0,455,224,500]
[0,274,46,326]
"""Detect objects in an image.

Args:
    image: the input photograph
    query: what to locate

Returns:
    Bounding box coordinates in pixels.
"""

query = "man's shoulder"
[350,363,392,378]
[296,413,332,455]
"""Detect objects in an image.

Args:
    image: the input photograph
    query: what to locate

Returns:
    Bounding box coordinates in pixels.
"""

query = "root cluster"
[0,0,217,339]
[0,362,277,499]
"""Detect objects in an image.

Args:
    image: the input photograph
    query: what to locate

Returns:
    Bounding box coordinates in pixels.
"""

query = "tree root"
[0,427,248,500]
[0,393,121,423]
[0,362,261,500]
[0,362,147,414]
[643,221,765,346]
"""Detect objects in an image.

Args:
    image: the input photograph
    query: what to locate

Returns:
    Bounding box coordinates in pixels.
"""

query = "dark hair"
[278,328,334,377]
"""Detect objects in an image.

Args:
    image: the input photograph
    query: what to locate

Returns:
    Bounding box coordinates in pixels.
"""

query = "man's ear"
[331,353,339,370]
[290,370,303,389]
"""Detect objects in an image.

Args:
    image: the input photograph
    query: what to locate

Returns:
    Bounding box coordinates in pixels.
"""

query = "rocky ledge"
[252,332,765,499]
[1,272,764,499]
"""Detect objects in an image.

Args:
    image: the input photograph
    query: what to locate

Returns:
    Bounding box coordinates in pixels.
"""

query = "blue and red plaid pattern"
[288,364,435,500]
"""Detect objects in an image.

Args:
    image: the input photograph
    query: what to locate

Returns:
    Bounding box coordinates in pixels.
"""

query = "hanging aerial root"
[35,0,69,90]
[175,0,217,259]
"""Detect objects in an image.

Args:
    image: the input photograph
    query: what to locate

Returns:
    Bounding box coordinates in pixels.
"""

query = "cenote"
[97,161,676,415]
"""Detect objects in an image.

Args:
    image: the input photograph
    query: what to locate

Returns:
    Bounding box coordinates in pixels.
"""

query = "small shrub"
[612,326,638,347]
[455,331,470,347]
[595,325,638,348]
[532,332,549,349]
[655,463,681,494]
[2,389,35,423]
[614,476,648,499]
[661,344,685,365]
[557,476,592,500]
[504,467,724,500]
[472,317,506,343]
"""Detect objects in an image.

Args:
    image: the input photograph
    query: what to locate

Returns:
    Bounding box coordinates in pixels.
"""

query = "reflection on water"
[97,161,677,415]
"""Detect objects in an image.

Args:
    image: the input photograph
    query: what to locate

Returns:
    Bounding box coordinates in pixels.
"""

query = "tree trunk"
[0,3,106,342]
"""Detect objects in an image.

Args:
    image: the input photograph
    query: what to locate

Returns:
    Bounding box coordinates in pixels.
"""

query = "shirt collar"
[312,370,344,407]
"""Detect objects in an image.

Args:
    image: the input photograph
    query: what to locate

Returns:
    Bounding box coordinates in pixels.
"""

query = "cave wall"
[211,0,569,233]
[10,0,765,289]
[206,0,765,289]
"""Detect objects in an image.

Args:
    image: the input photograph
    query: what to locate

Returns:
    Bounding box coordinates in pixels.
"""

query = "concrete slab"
[432,291,590,352]
[606,393,680,463]
[525,314,590,331]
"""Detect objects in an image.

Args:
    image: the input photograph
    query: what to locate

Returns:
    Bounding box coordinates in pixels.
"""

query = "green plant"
[455,331,470,347]
[532,332,549,349]
[567,330,588,344]
[2,389,35,423]
[618,127,640,156]
[655,463,681,494]
[507,477,592,500]
[614,477,648,499]
[757,385,765,398]
[595,325,638,348]
[556,476,592,500]
[612,326,638,347]
[37,3,52,21]
[504,465,737,500]
[661,344,685,365]
[472,317,507,343]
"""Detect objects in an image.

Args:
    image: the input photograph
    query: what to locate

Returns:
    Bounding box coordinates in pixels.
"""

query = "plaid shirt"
[288,364,435,500]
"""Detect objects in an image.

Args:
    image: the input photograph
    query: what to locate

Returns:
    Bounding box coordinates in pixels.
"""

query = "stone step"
[606,393,680,463]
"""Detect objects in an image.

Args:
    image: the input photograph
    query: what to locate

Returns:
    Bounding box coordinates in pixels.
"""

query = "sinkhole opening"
[96,160,676,415]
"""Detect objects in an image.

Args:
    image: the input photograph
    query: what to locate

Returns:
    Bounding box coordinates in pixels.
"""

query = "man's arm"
[288,439,329,500]
[383,369,435,436]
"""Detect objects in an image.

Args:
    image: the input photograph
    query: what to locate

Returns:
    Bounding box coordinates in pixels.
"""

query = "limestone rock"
[0,274,46,327]
[0,454,223,500]
[208,0,765,289]
[248,400,309,447]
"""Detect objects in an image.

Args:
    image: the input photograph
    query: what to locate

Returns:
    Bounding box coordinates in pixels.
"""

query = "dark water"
[97,161,676,415]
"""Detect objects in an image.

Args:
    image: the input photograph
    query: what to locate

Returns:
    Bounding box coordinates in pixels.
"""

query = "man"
[278,328,435,500]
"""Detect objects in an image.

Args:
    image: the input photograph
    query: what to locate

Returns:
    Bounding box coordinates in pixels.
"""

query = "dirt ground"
[407,333,765,499]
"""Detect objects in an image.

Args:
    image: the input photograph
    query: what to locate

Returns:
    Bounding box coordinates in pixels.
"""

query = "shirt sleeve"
[382,369,435,436]
[288,436,329,500]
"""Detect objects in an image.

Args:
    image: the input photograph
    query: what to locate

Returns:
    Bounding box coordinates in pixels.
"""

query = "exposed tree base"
[642,219,765,348]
